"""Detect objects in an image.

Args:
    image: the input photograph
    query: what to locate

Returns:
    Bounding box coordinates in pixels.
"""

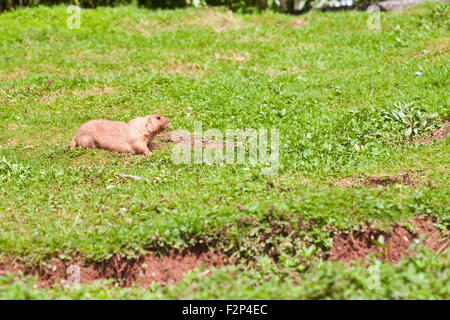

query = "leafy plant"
[382,102,439,139]
[431,3,449,26]
[0,157,31,184]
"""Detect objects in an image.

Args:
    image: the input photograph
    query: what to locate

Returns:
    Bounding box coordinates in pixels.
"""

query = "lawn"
[0,3,449,299]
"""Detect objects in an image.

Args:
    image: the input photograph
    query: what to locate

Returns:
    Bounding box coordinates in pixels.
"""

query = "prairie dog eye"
[157,116,161,120]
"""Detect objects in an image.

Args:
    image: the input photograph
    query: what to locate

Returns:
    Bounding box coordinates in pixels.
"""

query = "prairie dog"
[70,115,170,155]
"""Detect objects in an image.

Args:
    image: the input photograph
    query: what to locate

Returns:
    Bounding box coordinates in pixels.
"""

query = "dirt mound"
[330,215,449,263]
[105,250,227,287]
[414,120,450,145]
[153,130,227,151]
[0,249,229,288]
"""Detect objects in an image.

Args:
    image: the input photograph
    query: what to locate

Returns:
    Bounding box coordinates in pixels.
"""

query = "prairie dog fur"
[70,115,170,155]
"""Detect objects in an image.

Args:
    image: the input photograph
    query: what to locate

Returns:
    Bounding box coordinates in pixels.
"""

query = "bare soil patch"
[336,172,420,188]
[0,248,229,288]
[153,130,227,151]
[414,120,450,145]
[330,215,449,263]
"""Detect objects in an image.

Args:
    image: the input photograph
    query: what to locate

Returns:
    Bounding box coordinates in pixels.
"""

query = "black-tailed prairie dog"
[70,115,170,155]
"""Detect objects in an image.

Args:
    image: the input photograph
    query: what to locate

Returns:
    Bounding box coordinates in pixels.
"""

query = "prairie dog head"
[146,115,170,135]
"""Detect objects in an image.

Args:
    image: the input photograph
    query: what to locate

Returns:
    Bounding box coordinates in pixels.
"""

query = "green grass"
[0,3,449,299]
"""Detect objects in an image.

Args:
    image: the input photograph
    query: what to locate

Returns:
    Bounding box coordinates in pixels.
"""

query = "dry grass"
[214,51,249,64]
[162,60,208,77]
[125,8,244,36]
[265,65,308,78]
[125,8,308,37]
[184,8,243,32]
[391,36,450,63]
[0,68,29,82]
[39,86,118,104]
[0,139,18,149]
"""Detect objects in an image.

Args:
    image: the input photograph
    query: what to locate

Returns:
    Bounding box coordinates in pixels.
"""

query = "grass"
[0,3,449,299]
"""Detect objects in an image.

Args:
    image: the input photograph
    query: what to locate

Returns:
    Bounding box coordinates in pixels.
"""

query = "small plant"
[382,102,439,139]
[0,157,31,184]
[431,3,449,26]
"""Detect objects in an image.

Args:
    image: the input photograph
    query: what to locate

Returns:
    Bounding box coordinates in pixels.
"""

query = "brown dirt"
[330,215,449,263]
[336,172,420,188]
[153,130,227,151]
[414,120,450,145]
[0,249,229,288]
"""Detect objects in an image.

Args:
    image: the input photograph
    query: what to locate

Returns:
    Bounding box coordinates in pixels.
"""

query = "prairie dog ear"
[146,115,156,132]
